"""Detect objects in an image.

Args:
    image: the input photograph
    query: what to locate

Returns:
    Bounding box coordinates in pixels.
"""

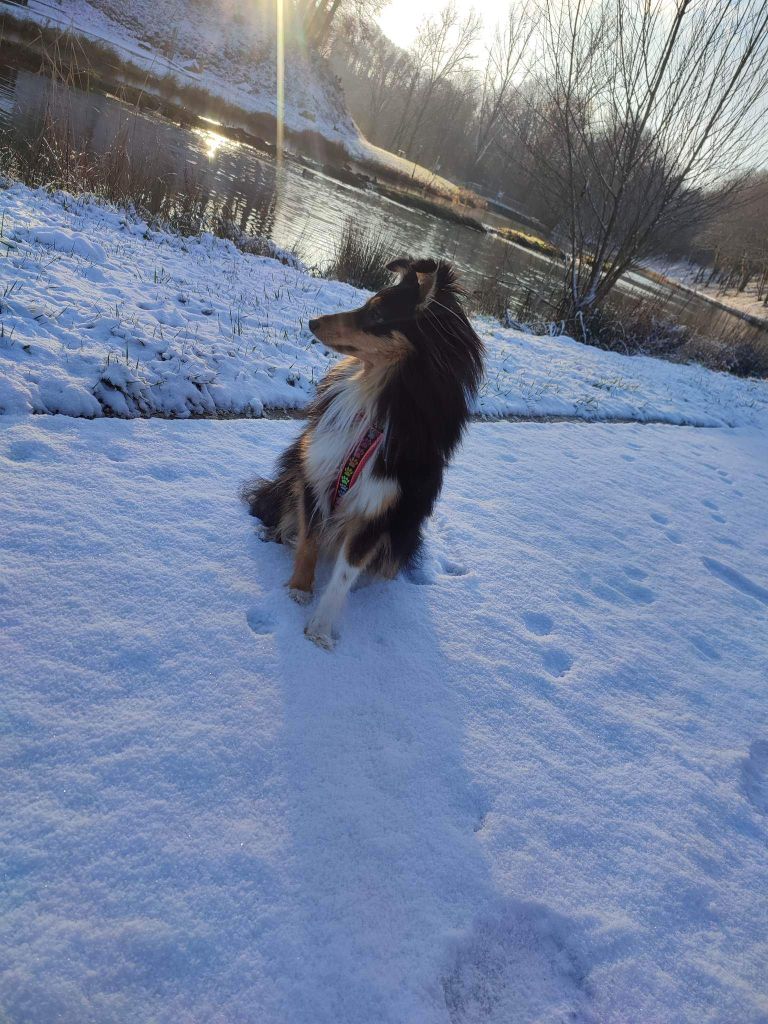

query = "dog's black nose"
[309,317,320,334]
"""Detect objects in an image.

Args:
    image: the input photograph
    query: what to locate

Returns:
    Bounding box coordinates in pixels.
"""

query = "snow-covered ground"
[3,0,460,188]
[645,258,768,325]
[2,183,767,427]
[2,413,768,1023]
[3,166,768,1021]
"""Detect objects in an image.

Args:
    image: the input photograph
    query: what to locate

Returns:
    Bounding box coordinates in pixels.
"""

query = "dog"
[242,257,484,650]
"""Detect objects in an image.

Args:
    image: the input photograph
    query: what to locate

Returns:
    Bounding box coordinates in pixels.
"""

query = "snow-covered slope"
[2,183,767,426]
[2,414,768,1022]
[8,0,364,155]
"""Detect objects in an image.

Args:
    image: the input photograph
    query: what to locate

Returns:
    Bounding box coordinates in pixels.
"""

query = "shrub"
[472,276,515,324]
[560,302,692,357]
[322,219,395,292]
[682,333,768,379]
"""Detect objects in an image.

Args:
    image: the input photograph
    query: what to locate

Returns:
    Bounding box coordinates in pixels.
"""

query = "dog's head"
[308,257,451,364]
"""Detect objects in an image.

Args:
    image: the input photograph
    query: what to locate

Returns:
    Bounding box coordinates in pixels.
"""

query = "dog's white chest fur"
[304,372,398,520]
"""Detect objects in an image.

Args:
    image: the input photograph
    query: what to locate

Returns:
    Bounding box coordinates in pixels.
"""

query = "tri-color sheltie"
[242,257,484,649]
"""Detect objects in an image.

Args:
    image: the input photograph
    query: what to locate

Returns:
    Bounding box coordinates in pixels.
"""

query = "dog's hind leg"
[287,484,319,605]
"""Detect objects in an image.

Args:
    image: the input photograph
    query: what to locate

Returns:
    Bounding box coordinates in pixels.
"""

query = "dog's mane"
[377,260,484,467]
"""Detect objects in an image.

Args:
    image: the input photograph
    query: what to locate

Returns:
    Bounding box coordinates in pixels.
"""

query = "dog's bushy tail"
[240,477,282,528]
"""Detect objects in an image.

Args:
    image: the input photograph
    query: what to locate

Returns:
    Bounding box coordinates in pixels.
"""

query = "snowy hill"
[7,0,368,157]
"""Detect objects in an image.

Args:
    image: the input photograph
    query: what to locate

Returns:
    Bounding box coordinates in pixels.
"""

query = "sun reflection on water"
[193,127,238,161]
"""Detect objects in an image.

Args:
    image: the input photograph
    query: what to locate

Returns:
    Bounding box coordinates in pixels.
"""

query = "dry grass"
[492,225,562,259]
[680,331,768,379]
[321,219,396,292]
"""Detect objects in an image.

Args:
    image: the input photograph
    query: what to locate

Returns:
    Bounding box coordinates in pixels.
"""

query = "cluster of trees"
[324,0,768,321]
[295,0,387,46]
[683,174,768,307]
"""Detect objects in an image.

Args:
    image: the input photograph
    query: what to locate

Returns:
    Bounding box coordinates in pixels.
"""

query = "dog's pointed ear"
[386,258,412,283]
[412,258,438,307]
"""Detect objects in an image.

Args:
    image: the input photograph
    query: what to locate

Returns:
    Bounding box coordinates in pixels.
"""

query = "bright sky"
[377,0,503,51]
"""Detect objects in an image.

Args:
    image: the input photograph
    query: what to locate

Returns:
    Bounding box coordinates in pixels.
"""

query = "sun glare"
[193,127,237,160]
[276,0,285,165]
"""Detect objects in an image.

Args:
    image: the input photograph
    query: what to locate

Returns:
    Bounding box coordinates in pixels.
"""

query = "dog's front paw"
[304,619,336,651]
[288,586,313,606]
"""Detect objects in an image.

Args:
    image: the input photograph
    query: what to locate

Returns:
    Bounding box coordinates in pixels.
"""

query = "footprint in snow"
[649,511,684,545]
[440,558,468,577]
[690,634,721,662]
[702,558,768,606]
[592,574,656,606]
[441,900,594,1024]
[702,499,719,510]
[145,463,183,482]
[715,534,743,550]
[622,565,648,581]
[407,560,467,584]
[740,741,768,816]
[246,608,274,636]
[521,612,553,637]
[406,564,436,586]
[104,445,131,462]
[6,439,56,463]
[541,646,573,678]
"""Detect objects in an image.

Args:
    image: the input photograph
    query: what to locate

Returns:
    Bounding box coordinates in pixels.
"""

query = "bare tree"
[510,0,768,321]
[390,3,481,152]
[364,34,416,126]
[300,0,386,46]
[468,5,538,175]
[690,173,768,304]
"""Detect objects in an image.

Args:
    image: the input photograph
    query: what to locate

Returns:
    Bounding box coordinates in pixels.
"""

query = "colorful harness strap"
[331,423,384,511]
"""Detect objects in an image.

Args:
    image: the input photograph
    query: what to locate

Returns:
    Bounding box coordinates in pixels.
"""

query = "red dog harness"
[331,423,384,511]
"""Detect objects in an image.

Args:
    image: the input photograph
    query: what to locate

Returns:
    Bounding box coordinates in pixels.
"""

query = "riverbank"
[2,182,767,426]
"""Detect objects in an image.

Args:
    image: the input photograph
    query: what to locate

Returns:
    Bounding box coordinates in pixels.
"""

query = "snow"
[14,226,107,263]
[2,413,768,1023]
[3,10,768,1022]
[2,182,767,427]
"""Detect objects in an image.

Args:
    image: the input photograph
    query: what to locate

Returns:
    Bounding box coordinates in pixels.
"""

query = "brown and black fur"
[242,257,484,649]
